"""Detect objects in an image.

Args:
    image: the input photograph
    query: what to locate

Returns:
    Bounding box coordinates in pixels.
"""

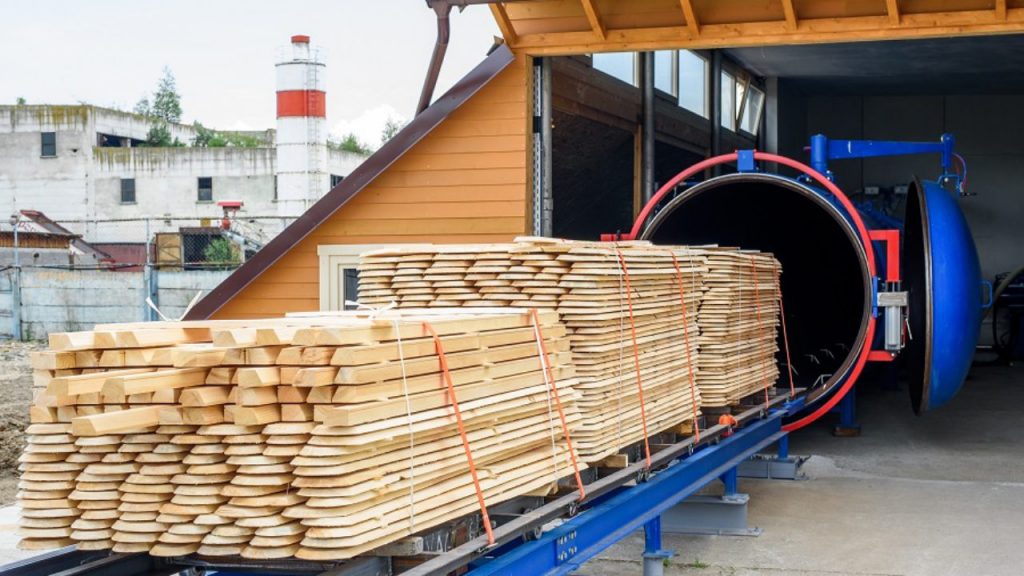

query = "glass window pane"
[593,52,636,86]
[40,132,56,157]
[678,51,706,117]
[120,178,135,204]
[740,87,765,135]
[198,177,213,202]
[654,51,674,95]
[720,72,736,130]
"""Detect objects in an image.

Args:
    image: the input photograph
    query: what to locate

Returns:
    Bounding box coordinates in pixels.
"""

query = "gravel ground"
[0,342,43,505]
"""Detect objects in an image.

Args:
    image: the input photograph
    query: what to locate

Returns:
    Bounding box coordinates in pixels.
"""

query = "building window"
[40,132,56,157]
[654,51,676,96]
[677,51,707,117]
[330,174,344,189]
[120,178,136,204]
[720,71,737,131]
[343,268,360,310]
[593,52,637,86]
[739,86,766,135]
[197,177,213,202]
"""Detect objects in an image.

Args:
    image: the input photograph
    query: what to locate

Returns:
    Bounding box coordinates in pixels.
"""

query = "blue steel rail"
[0,395,795,576]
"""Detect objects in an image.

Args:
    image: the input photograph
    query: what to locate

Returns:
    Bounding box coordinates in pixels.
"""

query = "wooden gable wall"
[212,55,531,319]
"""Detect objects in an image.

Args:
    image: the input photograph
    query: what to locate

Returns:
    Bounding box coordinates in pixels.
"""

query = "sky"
[0,0,500,148]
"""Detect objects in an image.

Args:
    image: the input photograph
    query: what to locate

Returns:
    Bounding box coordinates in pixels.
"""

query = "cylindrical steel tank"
[618,150,984,430]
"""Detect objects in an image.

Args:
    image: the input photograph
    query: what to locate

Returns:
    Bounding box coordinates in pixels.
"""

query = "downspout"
[417,2,454,115]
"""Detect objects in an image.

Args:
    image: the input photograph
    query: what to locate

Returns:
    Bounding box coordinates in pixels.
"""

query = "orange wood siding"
[212,56,531,319]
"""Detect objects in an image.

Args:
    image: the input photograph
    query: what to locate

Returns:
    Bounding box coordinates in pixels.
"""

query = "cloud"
[330,104,407,149]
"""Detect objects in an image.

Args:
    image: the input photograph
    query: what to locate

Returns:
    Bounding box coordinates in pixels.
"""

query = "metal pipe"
[421,0,521,116]
[417,1,454,115]
[640,52,656,203]
[709,51,722,175]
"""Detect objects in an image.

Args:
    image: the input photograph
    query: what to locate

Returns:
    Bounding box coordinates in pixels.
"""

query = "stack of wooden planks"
[359,238,708,462]
[19,309,584,560]
[696,248,782,407]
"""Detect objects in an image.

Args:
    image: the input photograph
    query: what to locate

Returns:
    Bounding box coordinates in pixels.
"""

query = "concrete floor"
[582,362,1024,576]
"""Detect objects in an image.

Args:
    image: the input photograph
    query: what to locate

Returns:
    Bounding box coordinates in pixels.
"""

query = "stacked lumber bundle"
[697,248,782,407]
[19,309,584,560]
[359,239,707,462]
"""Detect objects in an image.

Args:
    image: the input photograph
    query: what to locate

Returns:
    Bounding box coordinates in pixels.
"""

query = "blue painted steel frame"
[809,133,959,192]
[466,413,785,576]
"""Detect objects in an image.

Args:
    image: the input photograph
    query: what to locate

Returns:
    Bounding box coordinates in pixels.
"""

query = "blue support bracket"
[736,149,757,173]
[466,414,785,576]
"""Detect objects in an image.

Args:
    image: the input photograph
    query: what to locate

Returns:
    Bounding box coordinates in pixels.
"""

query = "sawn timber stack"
[20,309,584,561]
[359,238,712,462]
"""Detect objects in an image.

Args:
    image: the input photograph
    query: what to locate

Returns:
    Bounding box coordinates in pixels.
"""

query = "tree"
[151,67,182,123]
[15,97,26,105]
[203,237,240,268]
[331,133,372,155]
[146,122,173,147]
[133,97,151,116]
[381,117,405,145]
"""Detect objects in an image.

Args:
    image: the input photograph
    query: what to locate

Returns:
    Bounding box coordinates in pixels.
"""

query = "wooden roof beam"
[580,0,607,40]
[781,0,798,30]
[679,0,699,36]
[490,3,518,44]
[886,0,901,25]
[996,0,1008,20]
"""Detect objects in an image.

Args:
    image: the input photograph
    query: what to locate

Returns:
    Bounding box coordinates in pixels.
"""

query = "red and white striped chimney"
[275,34,328,219]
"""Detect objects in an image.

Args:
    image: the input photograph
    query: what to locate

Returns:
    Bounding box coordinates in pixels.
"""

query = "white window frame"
[317,244,395,311]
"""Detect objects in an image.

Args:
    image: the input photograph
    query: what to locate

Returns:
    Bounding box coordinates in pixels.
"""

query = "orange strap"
[614,248,653,469]
[667,252,701,442]
[422,321,494,546]
[530,309,586,502]
[748,256,771,407]
[778,284,796,396]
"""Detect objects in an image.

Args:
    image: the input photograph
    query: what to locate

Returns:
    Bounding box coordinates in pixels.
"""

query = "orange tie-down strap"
[778,285,796,396]
[747,255,771,407]
[667,251,701,442]
[614,248,653,469]
[530,309,586,502]
[422,321,494,546]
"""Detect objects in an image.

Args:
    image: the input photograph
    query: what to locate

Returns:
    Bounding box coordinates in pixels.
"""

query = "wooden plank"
[580,0,607,39]
[886,0,901,24]
[679,0,699,35]
[71,407,161,436]
[237,367,281,388]
[490,3,519,44]
[781,0,797,29]
[102,369,208,396]
[179,386,232,407]
[47,369,156,397]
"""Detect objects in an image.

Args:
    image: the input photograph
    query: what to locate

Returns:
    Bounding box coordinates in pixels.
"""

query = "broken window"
[40,132,56,157]
[198,177,213,202]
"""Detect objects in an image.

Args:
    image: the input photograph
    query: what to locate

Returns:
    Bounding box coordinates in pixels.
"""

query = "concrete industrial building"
[0,35,366,248]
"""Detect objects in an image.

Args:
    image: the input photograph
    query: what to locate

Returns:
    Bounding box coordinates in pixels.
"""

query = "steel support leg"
[662,465,761,536]
[833,386,861,437]
[738,434,807,480]
[642,516,672,576]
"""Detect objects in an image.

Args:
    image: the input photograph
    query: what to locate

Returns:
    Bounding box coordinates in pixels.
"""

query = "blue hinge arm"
[810,133,956,177]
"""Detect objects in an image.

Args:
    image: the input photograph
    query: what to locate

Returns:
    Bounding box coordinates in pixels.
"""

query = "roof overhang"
[490,0,1024,55]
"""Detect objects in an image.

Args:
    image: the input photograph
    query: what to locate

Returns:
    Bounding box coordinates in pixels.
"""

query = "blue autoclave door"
[903,178,983,413]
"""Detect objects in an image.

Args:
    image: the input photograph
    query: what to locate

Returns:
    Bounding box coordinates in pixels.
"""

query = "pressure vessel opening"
[641,173,872,404]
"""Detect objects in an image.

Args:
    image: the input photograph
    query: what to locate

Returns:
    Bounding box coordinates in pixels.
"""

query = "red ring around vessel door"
[622,151,878,432]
